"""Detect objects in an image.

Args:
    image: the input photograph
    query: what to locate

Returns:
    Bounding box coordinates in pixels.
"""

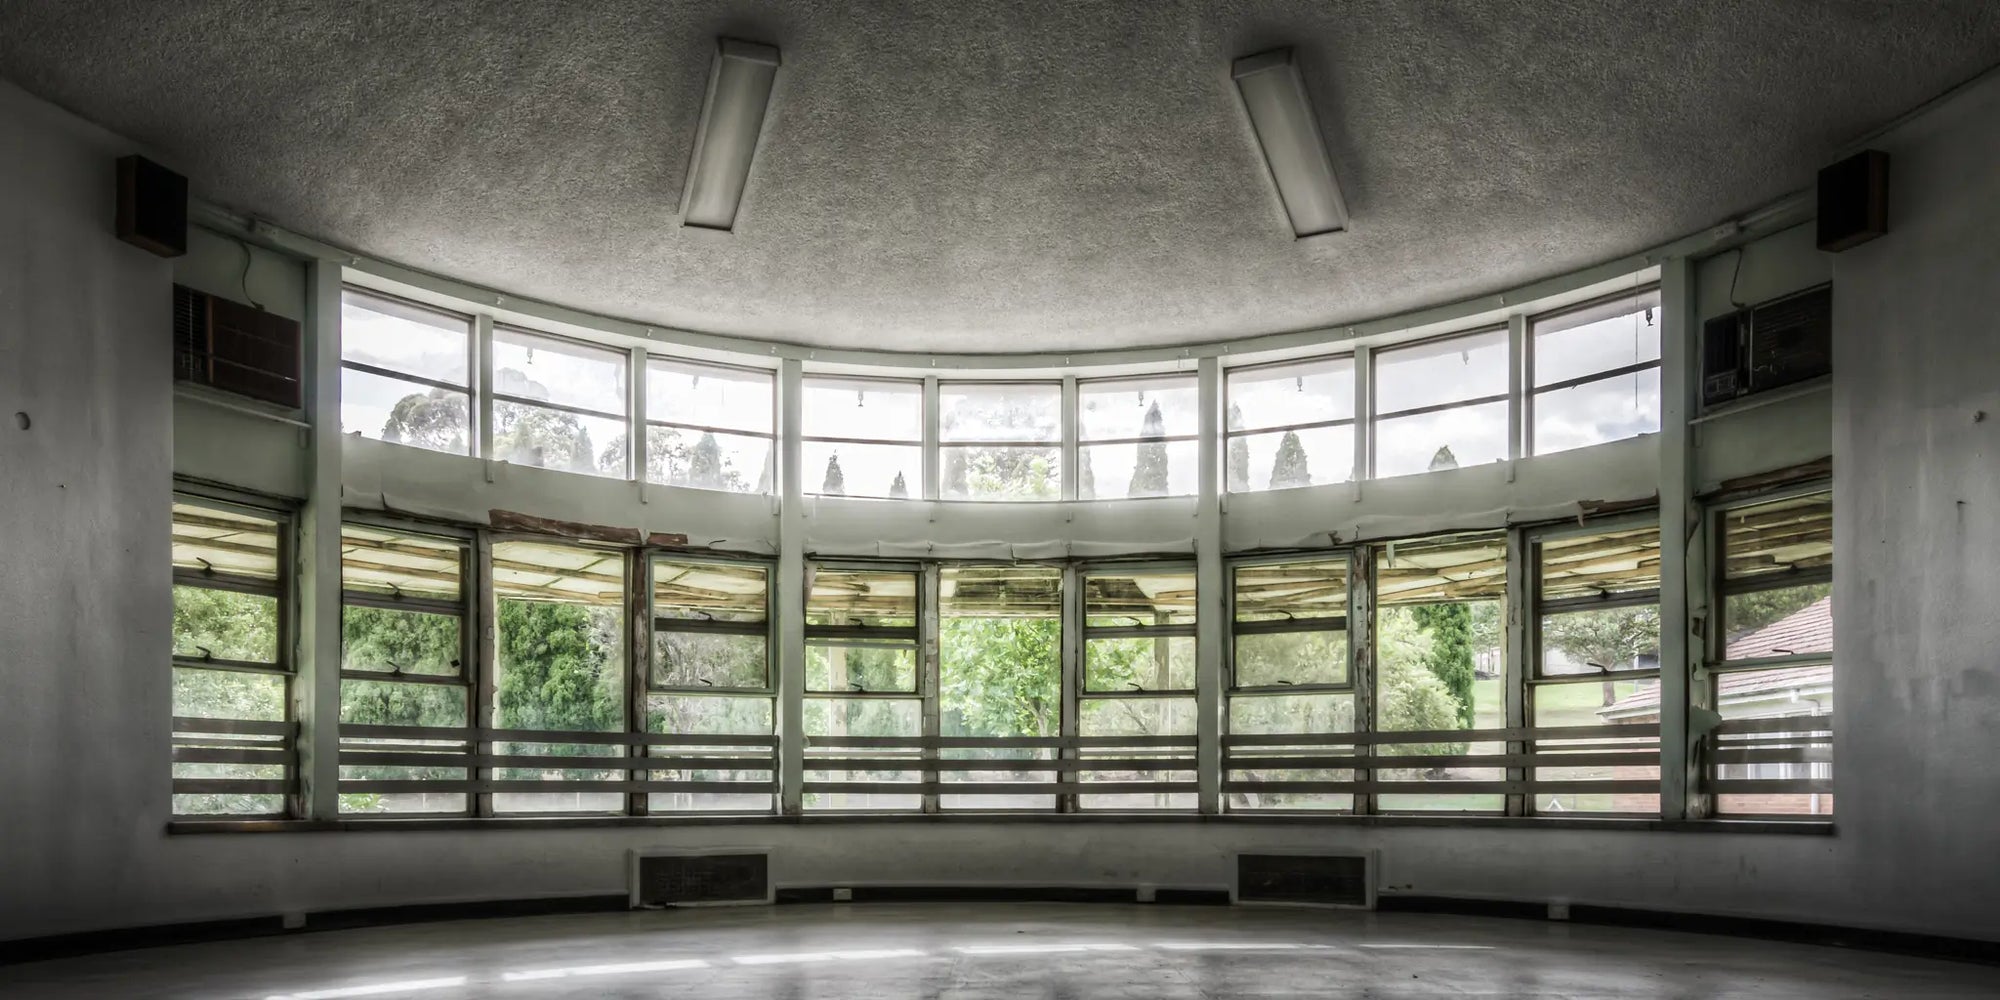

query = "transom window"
[1225,556,1353,812]
[1530,288,1663,455]
[339,290,473,455]
[803,376,923,499]
[939,381,1063,501]
[648,556,775,813]
[1077,374,1198,499]
[804,564,924,812]
[644,358,775,493]
[491,328,630,478]
[1224,356,1356,492]
[1371,329,1510,478]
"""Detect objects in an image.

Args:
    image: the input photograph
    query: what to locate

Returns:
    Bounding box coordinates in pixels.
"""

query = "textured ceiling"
[4,2,1998,354]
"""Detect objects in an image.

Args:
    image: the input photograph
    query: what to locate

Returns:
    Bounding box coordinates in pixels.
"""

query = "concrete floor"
[1,903,1994,999]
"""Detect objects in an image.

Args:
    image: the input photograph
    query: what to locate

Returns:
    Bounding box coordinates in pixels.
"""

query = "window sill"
[167,813,1834,836]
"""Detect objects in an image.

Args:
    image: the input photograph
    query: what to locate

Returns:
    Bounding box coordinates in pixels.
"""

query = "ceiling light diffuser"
[1231,47,1347,238]
[682,38,781,231]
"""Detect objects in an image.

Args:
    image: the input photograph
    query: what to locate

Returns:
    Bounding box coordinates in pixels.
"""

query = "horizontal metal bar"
[171,736,292,750]
[1707,779,1834,794]
[1709,747,1832,765]
[173,717,295,737]
[1531,359,1661,395]
[1227,683,1355,696]
[1708,654,1834,674]
[341,591,465,617]
[173,779,293,795]
[1080,432,1201,447]
[490,392,624,423]
[1225,416,1356,439]
[1374,390,1511,421]
[339,780,778,795]
[803,734,1196,750]
[335,723,776,747]
[1227,751,1659,770]
[653,617,769,637]
[1076,687,1198,698]
[1230,616,1347,637]
[1537,590,1661,615]
[171,569,284,599]
[647,417,774,441]
[810,757,1193,773]
[173,747,294,766]
[1711,716,1833,736]
[800,433,923,447]
[1223,723,1659,748]
[802,782,1194,796]
[1222,779,1663,795]
[339,669,467,687]
[804,624,919,642]
[341,359,467,394]
[1082,624,1198,640]
[1528,668,1661,685]
[340,751,776,770]
[171,656,291,676]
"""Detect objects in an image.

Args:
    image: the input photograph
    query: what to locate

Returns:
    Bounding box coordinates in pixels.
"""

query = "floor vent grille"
[1235,853,1375,908]
[630,851,771,908]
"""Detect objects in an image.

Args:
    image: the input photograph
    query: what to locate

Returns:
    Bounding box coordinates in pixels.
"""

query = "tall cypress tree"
[1268,429,1312,489]
[688,432,725,489]
[1128,400,1170,497]
[821,453,846,496]
[1077,445,1097,500]
[889,471,909,499]
[1226,402,1250,493]
[1428,445,1459,472]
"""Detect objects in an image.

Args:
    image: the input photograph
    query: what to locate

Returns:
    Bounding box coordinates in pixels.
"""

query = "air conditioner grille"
[1237,853,1371,907]
[634,852,769,907]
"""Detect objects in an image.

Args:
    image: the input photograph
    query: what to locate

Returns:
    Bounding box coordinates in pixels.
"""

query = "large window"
[1079,565,1197,810]
[1529,289,1662,455]
[340,290,473,455]
[805,565,925,811]
[491,328,630,478]
[1077,375,1198,499]
[1225,556,1354,812]
[1371,329,1509,478]
[1706,489,1833,817]
[803,376,923,499]
[1224,356,1356,492]
[1372,532,1508,813]
[648,556,776,813]
[1530,523,1663,815]
[336,524,473,815]
[170,500,295,817]
[939,382,1062,501]
[644,358,775,493]
[489,540,628,814]
[940,564,1063,808]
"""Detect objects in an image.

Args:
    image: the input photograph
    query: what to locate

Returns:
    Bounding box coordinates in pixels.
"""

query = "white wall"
[4,76,1999,945]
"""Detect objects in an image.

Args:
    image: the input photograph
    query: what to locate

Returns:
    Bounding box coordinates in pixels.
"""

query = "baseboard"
[775,885,1230,905]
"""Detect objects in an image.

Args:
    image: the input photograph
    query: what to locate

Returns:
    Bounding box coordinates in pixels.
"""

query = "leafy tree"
[1411,603,1477,728]
[1542,605,1661,705]
[1268,429,1312,489]
[1077,445,1097,500]
[381,387,467,453]
[821,453,846,496]
[1225,402,1250,493]
[686,432,726,490]
[1375,606,1472,763]
[1429,445,1459,472]
[889,471,909,499]
[940,617,1060,738]
[496,404,596,474]
[493,599,623,734]
[1128,400,1170,498]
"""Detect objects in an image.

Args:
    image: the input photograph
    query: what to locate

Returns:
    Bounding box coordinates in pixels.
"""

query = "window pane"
[939,383,1060,443]
[1229,692,1354,736]
[341,370,470,455]
[808,644,917,693]
[1234,630,1347,687]
[1079,441,1197,499]
[1532,290,1661,388]
[804,441,922,499]
[340,291,469,385]
[1230,425,1355,491]
[645,425,773,493]
[942,565,1061,741]
[1080,697,1197,737]
[1085,568,1196,626]
[1537,526,1663,678]
[173,502,283,581]
[941,445,1060,500]
[339,678,468,727]
[809,567,919,628]
[493,400,627,478]
[647,695,773,813]
[493,328,627,416]
[805,697,923,812]
[1719,492,1833,587]
[1724,586,1832,657]
[1374,329,1509,414]
[1226,356,1355,433]
[656,632,767,689]
[1711,669,1833,817]
[1537,526,1660,601]
[1532,367,1660,455]
[492,542,626,734]
[1085,636,1194,692]
[173,586,280,663]
[340,525,462,602]
[1375,535,1506,813]
[802,377,922,443]
[1079,375,1199,442]
[1373,400,1508,479]
[654,559,768,623]
[645,359,773,435]
[1532,678,1659,815]
[1228,691,1355,811]
[1233,558,1346,622]
[173,666,285,721]
[342,607,461,676]
[1538,607,1659,676]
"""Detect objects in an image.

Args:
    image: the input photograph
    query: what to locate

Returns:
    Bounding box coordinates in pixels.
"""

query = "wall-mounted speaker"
[115,155,187,258]
[1815,150,1888,253]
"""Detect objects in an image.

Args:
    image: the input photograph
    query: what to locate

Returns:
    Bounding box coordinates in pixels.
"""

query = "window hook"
[195,645,214,661]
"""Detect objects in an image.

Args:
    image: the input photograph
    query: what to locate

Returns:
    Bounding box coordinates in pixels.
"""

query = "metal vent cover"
[1234,851,1376,909]
[629,850,772,908]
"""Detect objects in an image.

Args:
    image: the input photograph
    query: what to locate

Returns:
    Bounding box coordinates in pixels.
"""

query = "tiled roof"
[1598,597,1832,716]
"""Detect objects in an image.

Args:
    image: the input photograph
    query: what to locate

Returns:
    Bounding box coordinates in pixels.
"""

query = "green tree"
[940,617,1060,738]
[1542,605,1661,705]
[1128,401,1170,498]
[1225,402,1250,493]
[821,453,846,496]
[1375,606,1470,766]
[493,599,622,734]
[686,432,726,489]
[1268,429,1312,489]
[1411,603,1477,728]
[381,388,467,453]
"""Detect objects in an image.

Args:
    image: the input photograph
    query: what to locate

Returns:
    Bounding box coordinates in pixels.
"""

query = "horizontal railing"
[1222,723,1664,800]
[336,723,780,803]
[1706,714,1833,795]
[171,716,297,799]
[803,734,1199,805]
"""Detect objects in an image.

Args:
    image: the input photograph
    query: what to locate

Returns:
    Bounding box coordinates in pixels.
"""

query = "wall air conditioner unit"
[1232,850,1376,909]
[173,284,302,408]
[629,849,773,908]
[1700,284,1832,410]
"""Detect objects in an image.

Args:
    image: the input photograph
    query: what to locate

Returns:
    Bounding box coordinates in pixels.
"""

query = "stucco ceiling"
[3,2,1998,354]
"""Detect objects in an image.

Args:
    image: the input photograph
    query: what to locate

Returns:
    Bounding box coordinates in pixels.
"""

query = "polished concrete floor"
[2,902,1994,999]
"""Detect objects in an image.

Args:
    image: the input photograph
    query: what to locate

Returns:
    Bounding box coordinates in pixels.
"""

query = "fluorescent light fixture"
[682,38,781,231]
[1231,47,1347,238]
